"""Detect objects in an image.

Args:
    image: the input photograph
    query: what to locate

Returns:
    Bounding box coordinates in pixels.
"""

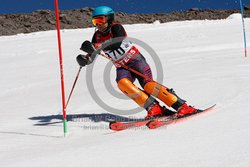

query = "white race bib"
[103,40,133,61]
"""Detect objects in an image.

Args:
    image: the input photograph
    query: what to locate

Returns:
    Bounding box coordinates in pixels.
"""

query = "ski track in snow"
[0,14,250,167]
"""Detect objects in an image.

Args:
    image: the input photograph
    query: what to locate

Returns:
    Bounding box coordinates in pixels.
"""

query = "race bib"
[103,40,133,61]
[103,39,139,67]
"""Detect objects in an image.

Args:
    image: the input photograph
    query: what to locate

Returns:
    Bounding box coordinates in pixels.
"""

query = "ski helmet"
[92,6,115,24]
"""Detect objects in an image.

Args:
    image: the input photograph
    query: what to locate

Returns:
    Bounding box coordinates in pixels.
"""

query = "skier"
[77,6,197,118]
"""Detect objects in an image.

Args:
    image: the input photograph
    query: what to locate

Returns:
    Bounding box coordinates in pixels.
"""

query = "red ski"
[109,119,150,131]
[147,104,216,129]
[109,104,216,131]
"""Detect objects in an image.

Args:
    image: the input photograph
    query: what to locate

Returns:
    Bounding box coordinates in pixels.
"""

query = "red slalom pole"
[54,0,67,136]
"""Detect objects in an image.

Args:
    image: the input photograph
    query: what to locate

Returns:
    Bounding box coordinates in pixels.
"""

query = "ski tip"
[200,104,216,111]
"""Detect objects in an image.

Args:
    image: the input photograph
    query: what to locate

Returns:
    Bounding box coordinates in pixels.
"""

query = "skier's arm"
[91,24,126,51]
[102,24,127,50]
[77,24,127,67]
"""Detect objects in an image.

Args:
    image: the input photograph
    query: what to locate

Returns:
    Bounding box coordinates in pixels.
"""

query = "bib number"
[103,40,132,61]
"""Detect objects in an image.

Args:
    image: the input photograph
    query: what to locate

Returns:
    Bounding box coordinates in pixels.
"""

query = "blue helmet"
[92,6,115,24]
[92,6,114,17]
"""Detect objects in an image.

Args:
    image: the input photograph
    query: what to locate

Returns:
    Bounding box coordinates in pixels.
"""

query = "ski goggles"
[92,16,107,26]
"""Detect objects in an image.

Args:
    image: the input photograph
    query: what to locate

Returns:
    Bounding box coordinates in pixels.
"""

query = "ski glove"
[80,40,101,66]
[80,40,101,55]
[76,54,93,67]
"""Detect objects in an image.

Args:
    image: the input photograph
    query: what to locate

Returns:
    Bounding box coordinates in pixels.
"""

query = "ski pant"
[116,53,152,88]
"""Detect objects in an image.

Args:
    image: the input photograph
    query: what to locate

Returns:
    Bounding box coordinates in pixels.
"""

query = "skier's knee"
[117,78,149,107]
[143,81,180,108]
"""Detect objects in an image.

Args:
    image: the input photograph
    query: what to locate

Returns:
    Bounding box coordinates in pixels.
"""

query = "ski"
[109,104,216,131]
[109,119,151,131]
[147,104,216,129]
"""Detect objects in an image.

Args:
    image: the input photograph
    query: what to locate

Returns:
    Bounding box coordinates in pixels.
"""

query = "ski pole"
[65,67,82,108]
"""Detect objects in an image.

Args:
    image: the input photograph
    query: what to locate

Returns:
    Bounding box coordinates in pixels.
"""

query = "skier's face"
[92,16,108,32]
[96,22,108,32]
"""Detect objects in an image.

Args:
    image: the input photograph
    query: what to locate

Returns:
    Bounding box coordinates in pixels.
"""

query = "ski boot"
[145,102,174,119]
[177,103,197,116]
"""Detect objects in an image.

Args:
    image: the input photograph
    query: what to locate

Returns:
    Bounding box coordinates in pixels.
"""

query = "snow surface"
[0,14,250,167]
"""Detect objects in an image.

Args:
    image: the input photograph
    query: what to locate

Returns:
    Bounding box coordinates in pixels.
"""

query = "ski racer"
[77,6,197,118]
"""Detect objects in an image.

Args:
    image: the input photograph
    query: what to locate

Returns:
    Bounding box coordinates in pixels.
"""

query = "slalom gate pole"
[99,52,168,90]
[239,0,247,57]
[54,0,67,137]
[65,67,82,108]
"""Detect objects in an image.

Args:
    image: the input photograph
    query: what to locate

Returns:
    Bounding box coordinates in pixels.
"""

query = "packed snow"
[0,14,250,167]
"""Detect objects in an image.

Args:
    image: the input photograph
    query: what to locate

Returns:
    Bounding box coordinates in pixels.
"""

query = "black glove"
[76,54,92,67]
[80,40,101,55]
[79,40,100,66]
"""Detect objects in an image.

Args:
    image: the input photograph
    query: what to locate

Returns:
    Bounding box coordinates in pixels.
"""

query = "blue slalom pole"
[239,0,247,57]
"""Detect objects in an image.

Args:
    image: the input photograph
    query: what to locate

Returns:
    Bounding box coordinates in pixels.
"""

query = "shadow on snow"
[29,113,143,126]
